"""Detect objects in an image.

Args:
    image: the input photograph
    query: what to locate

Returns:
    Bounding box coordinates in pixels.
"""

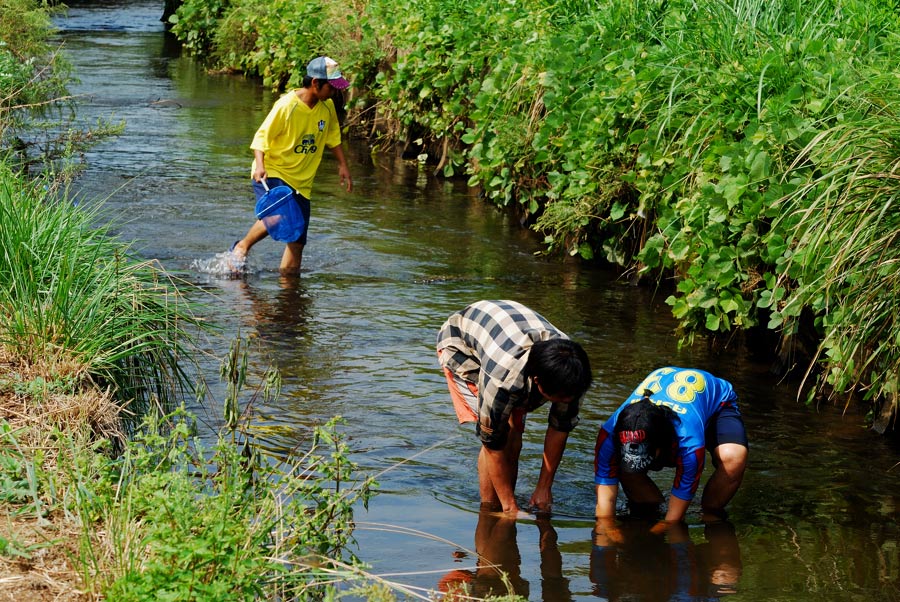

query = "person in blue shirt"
[594,367,748,524]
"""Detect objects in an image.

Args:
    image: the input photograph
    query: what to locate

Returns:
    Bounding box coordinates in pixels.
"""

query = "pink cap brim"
[329,77,350,90]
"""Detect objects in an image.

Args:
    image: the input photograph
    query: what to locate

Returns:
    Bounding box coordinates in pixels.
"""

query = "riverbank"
[0,369,384,601]
[0,349,100,601]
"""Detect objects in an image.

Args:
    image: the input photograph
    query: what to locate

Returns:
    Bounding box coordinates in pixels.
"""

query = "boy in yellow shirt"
[231,56,353,274]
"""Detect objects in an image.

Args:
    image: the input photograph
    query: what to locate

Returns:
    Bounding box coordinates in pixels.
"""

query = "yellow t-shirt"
[250,91,342,198]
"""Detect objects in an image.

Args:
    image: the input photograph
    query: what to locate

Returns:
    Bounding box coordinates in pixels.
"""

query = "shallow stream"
[56,2,900,599]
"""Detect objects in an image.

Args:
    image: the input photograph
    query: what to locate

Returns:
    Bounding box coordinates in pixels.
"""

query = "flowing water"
[55,2,900,600]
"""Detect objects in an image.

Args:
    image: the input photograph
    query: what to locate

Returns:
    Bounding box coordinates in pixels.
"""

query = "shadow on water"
[55,2,900,600]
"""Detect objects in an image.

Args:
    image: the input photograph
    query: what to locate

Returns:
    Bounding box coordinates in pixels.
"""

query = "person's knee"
[284,241,305,258]
[714,443,748,482]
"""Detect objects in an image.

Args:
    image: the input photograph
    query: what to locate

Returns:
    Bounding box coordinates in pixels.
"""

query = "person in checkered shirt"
[437,300,592,517]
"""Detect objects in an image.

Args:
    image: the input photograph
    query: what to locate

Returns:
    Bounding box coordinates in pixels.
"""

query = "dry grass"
[0,514,90,602]
[0,348,125,449]
[0,348,121,602]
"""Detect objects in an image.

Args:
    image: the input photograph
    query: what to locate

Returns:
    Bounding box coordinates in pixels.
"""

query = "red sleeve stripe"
[594,429,619,478]
[673,447,706,495]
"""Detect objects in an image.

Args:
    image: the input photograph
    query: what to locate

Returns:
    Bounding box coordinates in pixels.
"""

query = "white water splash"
[191,249,249,278]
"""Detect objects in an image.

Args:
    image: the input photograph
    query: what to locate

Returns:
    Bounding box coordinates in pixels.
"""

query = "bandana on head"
[618,429,653,473]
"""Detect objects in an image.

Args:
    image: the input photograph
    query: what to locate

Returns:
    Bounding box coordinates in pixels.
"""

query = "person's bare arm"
[529,427,568,512]
[664,495,691,522]
[649,497,691,534]
[330,144,352,192]
[252,149,266,182]
[595,484,619,517]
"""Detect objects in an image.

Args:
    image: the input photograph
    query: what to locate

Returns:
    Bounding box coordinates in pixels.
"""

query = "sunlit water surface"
[55,2,900,600]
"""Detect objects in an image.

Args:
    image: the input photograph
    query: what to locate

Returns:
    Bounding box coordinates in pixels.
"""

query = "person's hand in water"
[531,504,553,520]
[529,485,553,515]
[593,516,624,546]
[492,509,534,520]
[650,520,674,536]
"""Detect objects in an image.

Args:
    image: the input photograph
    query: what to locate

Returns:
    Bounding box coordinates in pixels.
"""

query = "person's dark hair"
[302,75,315,88]
[526,338,592,399]
[613,393,679,456]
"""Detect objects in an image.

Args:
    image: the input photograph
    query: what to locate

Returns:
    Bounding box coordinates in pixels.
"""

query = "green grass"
[0,164,200,426]
[772,88,900,418]
[82,410,376,600]
[0,402,382,600]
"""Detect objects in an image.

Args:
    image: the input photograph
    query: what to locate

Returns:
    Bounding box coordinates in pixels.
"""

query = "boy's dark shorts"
[705,404,748,450]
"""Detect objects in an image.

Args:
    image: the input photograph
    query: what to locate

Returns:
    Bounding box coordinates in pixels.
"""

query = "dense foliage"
[168,0,900,423]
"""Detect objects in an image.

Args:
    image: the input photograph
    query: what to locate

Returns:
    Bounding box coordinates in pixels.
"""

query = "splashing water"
[191,249,248,278]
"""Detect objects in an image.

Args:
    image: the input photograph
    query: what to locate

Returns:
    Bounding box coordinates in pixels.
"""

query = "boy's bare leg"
[233,220,268,258]
[280,241,304,274]
[701,443,747,518]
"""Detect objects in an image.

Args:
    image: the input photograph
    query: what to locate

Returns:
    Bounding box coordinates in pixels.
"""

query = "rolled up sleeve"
[548,397,581,433]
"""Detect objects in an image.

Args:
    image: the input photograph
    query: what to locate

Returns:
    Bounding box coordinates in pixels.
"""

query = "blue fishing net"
[255,185,305,242]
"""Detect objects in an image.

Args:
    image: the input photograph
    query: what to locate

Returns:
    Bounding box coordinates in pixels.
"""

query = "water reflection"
[590,518,742,601]
[439,512,571,601]
[236,275,312,348]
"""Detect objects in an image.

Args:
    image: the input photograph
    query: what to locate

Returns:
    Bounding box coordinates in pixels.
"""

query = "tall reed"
[0,164,200,425]
[773,85,900,421]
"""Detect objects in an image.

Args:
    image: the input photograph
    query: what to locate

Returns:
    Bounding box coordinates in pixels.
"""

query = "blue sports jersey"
[594,367,738,501]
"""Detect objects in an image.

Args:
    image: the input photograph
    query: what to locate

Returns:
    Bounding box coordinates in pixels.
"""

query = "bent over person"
[594,367,748,524]
[437,300,592,517]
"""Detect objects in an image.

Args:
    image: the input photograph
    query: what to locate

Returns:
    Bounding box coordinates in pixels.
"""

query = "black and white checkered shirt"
[437,300,581,448]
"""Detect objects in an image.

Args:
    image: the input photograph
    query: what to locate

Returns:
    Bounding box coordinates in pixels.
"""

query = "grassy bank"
[167,0,900,428]
[0,169,198,429]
